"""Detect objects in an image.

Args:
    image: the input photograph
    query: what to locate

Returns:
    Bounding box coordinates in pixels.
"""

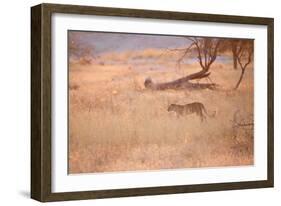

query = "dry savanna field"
[68,37,254,174]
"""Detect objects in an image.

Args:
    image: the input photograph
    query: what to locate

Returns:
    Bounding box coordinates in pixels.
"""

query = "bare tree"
[218,39,240,70]
[231,40,240,70]
[186,37,221,72]
[234,40,253,90]
[69,32,95,65]
[69,32,79,57]
[144,37,221,90]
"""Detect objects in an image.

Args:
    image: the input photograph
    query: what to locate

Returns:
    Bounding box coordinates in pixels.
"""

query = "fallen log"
[144,67,220,90]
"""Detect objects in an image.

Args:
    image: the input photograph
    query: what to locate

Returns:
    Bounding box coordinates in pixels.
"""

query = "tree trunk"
[234,68,246,90]
[233,54,238,70]
[231,42,238,70]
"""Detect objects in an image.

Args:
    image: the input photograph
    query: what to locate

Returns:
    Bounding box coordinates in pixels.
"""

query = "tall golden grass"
[68,49,254,174]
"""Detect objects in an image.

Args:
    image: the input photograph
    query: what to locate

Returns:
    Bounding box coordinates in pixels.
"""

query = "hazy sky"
[69,31,190,54]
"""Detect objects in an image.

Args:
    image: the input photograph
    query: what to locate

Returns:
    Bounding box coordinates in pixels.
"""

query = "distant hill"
[69,31,190,55]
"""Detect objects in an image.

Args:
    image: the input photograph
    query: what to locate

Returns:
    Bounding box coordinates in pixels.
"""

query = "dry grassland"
[69,49,254,174]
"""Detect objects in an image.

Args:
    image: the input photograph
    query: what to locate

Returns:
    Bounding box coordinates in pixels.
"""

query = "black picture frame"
[31,3,274,202]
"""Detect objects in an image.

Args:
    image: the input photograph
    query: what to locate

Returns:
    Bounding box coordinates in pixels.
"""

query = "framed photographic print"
[31,3,274,202]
